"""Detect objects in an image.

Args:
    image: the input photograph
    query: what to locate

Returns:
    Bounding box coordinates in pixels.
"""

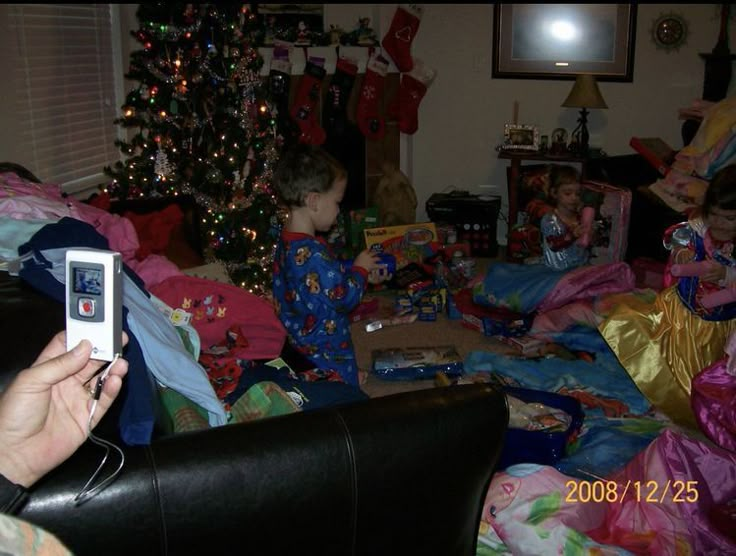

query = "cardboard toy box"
[346,207,379,255]
[585,180,632,265]
[363,222,439,269]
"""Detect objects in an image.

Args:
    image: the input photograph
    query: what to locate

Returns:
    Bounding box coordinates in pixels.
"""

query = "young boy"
[272,145,380,387]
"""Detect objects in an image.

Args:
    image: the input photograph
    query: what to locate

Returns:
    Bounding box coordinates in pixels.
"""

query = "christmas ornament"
[154,148,173,179]
[206,166,223,183]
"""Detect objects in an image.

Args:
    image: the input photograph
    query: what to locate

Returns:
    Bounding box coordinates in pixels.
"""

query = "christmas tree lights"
[105,3,285,294]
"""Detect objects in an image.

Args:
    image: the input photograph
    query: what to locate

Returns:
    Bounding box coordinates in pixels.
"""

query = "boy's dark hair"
[547,164,580,204]
[703,164,736,216]
[273,145,347,206]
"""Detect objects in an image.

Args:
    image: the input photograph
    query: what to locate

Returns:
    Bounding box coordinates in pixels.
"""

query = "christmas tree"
[104,3,284,294]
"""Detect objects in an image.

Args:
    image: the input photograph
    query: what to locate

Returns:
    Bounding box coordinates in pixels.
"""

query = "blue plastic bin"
[497,386,585,470]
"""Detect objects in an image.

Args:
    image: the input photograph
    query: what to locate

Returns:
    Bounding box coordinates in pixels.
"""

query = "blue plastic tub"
[497,386,585,470]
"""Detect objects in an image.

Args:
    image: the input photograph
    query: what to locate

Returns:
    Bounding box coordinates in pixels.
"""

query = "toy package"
[372,345,464,381]
[345,207,379,255]
[363,222,439,269]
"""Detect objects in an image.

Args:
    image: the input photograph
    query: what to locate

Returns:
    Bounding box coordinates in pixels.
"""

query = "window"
[3,4,122,194]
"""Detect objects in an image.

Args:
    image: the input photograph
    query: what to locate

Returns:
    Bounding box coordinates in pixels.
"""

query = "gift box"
[584,180,632,265]
[372,346,464,381]
[497,387,585,470]
[363,222,439,269]
[346,206,379,254]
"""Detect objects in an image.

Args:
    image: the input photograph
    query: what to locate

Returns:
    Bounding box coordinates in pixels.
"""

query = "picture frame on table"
[492,4,637,82]
[502,123,540,151]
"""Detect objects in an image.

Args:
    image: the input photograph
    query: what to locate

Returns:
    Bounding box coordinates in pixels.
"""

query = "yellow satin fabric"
[599,286,736,429]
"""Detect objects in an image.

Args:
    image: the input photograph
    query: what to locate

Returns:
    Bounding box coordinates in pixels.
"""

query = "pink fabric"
[537,261,636,314]
[126,255,183,289]
[0,170,181,288]
[0,195,74,220]
[692,357,736,453]
[531,299,599,338]
[593,429,736,555]
[479,464,616,554]
[0,172,64,200]
[149,275,286,360]
[0,180,140,260]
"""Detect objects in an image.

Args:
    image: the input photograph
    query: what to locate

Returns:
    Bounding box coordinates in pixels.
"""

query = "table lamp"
[561,74,607,155]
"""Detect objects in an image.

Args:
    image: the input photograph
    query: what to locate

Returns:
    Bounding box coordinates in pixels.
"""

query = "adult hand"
[0,331,128,488]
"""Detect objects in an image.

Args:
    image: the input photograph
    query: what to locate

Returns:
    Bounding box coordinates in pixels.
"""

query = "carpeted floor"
[353,257,514,398]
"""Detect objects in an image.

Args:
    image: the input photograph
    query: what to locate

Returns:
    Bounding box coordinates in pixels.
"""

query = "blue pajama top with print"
[272,231,368,386]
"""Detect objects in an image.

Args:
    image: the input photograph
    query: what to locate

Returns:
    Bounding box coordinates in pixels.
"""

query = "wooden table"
[498,150,588,231]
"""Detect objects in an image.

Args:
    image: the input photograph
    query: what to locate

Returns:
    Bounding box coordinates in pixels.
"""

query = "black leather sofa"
[0,198,509,555]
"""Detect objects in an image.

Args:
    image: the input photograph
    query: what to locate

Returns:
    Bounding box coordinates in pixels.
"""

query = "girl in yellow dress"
[599,164,736,429]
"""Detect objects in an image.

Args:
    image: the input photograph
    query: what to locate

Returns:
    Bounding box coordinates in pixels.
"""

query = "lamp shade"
[561,74,608,109]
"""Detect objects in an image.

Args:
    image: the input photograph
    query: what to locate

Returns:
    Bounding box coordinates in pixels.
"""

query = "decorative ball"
[206,167,223,183]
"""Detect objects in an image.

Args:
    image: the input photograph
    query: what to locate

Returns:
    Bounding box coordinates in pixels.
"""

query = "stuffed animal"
[374,161,417,226]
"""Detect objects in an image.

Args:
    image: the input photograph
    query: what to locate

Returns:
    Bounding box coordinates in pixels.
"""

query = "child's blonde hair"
[273,144,347,207]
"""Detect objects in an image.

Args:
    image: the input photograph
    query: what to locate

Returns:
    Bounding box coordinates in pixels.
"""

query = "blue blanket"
[465,325,666,478]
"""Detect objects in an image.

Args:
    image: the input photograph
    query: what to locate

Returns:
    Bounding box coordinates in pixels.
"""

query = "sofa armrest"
[18,384,508,556]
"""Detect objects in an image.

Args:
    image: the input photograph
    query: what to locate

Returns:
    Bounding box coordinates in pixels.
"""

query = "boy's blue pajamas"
[272,231,368,386]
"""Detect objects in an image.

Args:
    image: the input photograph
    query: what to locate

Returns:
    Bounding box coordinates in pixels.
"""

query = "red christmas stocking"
[381,4,423,73]
[357,54,389,141]
[387,59,436,135]
[290,60,326,145]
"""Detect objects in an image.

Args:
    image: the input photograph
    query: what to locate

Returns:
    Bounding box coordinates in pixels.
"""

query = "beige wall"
[116,4,735,242]
[407,4,733,241]
[3,4,732,239]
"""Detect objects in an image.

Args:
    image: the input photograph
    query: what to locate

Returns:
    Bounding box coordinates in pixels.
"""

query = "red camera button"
[78,298,96,318]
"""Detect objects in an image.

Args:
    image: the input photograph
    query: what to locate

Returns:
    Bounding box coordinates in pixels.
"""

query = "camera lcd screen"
[73,267,103,295]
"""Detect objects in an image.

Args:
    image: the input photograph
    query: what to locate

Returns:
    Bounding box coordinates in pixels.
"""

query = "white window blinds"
[4,4,120,193]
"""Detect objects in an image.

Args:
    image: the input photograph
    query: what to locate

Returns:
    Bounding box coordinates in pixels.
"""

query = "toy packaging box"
[372,345,463,381]
[363,222,439,269]
[584,180,631,265]
[345,207,379,255]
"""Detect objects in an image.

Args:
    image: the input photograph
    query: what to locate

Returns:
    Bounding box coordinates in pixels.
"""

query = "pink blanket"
[479,429,736,555]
